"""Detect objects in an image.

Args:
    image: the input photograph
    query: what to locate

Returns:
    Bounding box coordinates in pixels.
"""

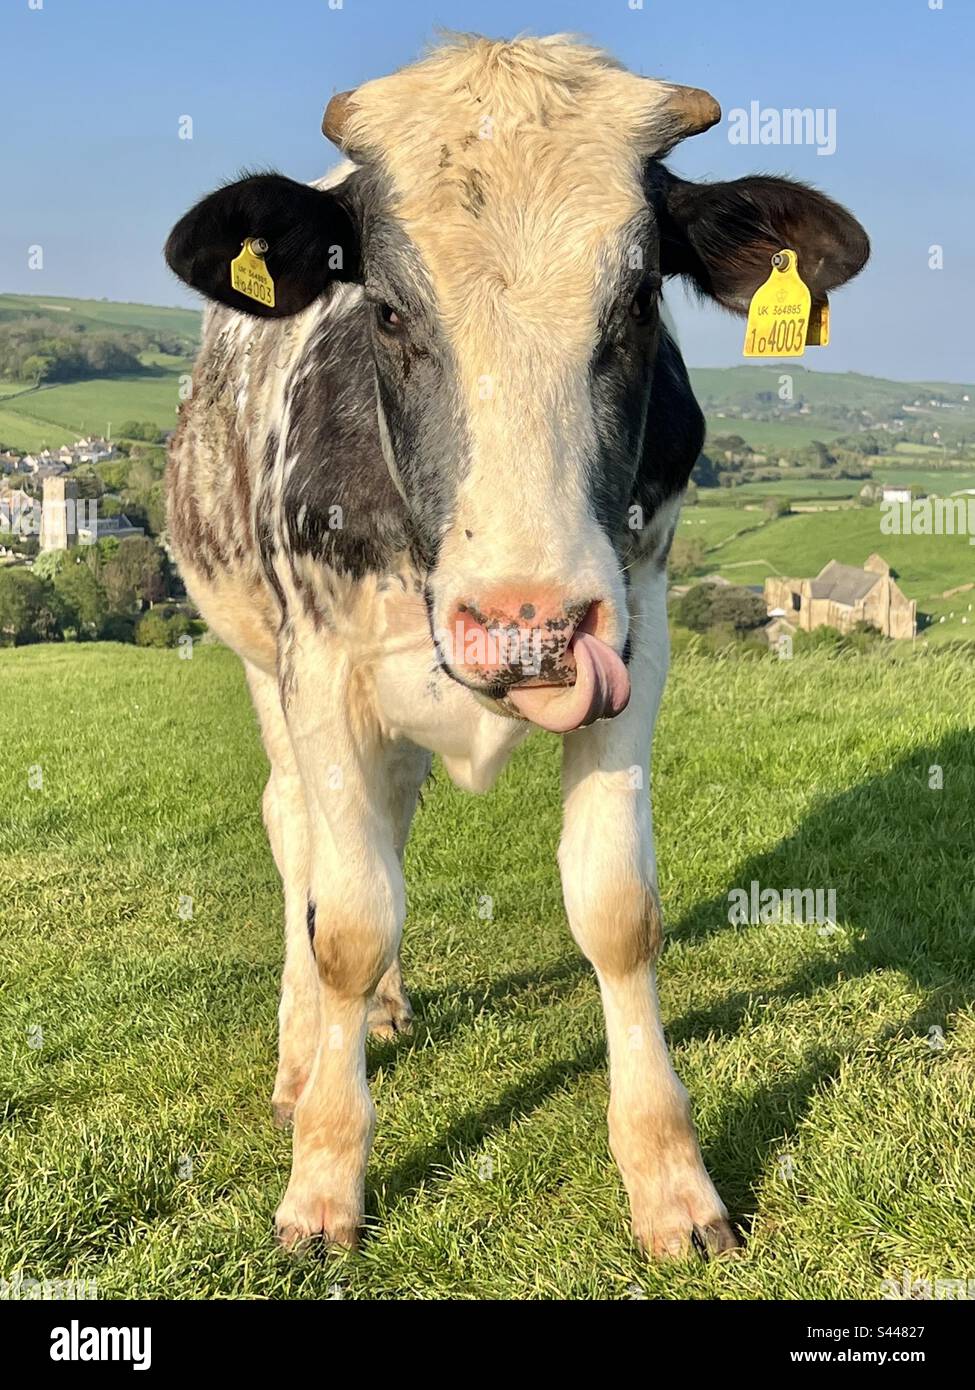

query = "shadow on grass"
[365,953,590,1081]
[374,731,975,1232]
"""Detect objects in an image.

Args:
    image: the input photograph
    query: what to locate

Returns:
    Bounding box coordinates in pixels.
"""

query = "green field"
[0,364,189,449]
[690,363,973,412]
[0,293,198,451]
[0,292,200,341]
[704,417,846,451]
[2,642,974,1299]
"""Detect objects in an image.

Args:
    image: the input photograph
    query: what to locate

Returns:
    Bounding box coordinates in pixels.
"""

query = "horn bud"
[662,83,721,138]
[322,89,356,146]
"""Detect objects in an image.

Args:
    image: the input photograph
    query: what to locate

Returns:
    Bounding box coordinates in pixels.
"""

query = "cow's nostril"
[443,594,599,686]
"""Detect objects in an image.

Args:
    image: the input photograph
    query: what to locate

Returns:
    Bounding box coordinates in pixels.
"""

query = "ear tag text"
[743,250,811,358]
[230,238,275,308]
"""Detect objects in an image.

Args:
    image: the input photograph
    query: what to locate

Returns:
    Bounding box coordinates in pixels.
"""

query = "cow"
[165,33,868,1259]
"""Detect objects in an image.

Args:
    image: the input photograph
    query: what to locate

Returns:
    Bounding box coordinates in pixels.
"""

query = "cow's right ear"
[165,173,361,318]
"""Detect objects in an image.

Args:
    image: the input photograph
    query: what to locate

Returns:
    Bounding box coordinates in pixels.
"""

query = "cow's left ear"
[165,172,361,318]
[646,164,869,312]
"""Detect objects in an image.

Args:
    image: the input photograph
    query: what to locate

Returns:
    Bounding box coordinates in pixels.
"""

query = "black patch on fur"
[307,898,316,945]
[633,329,706,523]
[282,308,410,578]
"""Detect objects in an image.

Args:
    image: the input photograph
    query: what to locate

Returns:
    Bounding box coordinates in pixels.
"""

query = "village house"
[764,553,916,640]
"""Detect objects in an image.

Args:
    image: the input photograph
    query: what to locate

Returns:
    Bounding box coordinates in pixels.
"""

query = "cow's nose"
[443,591,596,687]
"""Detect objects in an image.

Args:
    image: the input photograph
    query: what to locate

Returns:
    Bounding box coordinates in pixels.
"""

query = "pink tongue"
[507,632,631,733]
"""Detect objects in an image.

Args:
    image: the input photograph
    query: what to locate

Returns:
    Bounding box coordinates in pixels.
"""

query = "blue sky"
[3,0,973,380]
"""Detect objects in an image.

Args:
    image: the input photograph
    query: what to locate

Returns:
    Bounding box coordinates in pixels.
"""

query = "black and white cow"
[165,34,868,1257]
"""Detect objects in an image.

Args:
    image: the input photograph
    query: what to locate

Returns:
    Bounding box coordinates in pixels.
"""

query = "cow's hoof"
[367,990,414,1041]
[274,1195,361,1254]
[271,1101,295,1130]
[636,1214,741,1262]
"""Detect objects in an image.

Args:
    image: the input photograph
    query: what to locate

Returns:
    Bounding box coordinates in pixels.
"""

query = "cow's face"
[166,36,868,732]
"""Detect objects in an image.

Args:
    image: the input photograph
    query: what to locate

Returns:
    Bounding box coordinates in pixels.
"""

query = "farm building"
[764,553,916,639]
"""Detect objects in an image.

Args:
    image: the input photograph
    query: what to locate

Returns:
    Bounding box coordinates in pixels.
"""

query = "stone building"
[764,553,916,640]
[39,475,80,552]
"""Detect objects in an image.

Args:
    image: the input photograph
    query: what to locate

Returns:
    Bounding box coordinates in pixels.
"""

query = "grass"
[704,417,845,450]
[0,293,199,451]
[2,641,974,1299]
[0,362,190,451]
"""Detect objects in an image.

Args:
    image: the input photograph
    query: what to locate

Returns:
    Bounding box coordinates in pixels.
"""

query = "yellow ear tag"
[742,250,811,358]
[230,238,275,308]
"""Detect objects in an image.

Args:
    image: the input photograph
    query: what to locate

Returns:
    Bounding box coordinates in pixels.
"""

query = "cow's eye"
[377,302,403,332]
[629,274,662,326]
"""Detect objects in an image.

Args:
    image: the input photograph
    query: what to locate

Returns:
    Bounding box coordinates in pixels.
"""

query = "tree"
[763,496,792,517]
[0,569,62,644]
[53,559,108,637]
[145,480,167,537]
[135,610,171,647]
[118,420,165,443]
[32,549,68,583]
[691,452,719,488]
[21,353,53,385]
[102,536,167,611]
[94,460,131,492]
[676,582,768,635]
[709,585,768,632]
[127,457,157,494]
[676,583,720,633]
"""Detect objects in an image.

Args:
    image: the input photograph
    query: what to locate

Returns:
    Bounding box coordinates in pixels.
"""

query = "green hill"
[0,293,201,451]
[0,292,200,341]
[689,362,973,413]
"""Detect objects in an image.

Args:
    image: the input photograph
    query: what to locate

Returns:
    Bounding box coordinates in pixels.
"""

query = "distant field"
[704,418,844,451]
[0,293,200,450]
[0,405,77,452]
[3,641,974,1298]
[872,462,975,493]
[679,505,770,553]
[0,292,200,341]
[690,363,973,411]
[703,479,861,502]
[0,361,189,450]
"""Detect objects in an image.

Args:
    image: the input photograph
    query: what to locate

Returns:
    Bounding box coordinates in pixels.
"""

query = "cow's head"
[166,35,868,732]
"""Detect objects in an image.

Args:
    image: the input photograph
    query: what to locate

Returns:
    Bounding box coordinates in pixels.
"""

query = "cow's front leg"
[558,567,737,1260]
[273,643,404,1250]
